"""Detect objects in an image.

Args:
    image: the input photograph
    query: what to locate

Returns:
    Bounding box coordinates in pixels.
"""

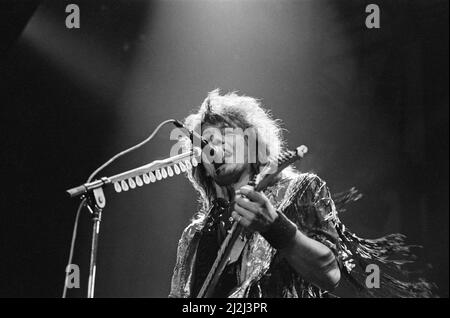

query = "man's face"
[201,123,251,186]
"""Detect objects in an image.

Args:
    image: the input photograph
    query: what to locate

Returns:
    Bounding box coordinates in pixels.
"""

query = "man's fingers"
[238,186,267,204]
[233,205,254,221]
[232,210,251,228]
[235,196,260,214]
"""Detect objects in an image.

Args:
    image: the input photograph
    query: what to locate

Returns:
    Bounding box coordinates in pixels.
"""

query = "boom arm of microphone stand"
[66,147,201,198]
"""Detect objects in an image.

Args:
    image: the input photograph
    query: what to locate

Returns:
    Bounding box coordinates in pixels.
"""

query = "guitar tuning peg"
[297,145,308,157]
[161,167,168,179]
[167,165,174,177]
[143,173,150,184]
[173,163,181,175]
[149,171,156,183]
[128,178,136,189]
[114,182,122,193]
[121,180,129,191]
[136,175,143,187]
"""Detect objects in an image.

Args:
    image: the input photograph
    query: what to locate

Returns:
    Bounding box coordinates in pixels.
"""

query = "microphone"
[173,120,223,161]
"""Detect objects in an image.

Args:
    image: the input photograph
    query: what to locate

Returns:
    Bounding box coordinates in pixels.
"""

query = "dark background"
[0,0,448,297]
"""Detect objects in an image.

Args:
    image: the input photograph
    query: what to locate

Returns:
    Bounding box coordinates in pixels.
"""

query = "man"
[169,89,435,298]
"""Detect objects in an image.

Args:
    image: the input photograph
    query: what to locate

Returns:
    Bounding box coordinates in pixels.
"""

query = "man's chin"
[213,165,242,186]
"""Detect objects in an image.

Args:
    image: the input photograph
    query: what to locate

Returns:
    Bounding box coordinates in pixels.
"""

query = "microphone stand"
[66,147,200,298]
[84,187,105,298]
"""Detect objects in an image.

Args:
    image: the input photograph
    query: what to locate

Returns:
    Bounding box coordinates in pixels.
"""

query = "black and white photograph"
[0,0,448,301]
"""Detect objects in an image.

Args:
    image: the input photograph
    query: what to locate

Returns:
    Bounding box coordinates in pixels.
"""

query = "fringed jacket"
[169,171,435,298]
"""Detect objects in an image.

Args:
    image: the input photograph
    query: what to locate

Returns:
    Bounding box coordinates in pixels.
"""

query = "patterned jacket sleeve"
[287,173,341,259]
[286,173,437,298]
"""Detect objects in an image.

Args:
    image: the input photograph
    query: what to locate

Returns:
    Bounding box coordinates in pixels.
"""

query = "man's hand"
[232,185,278,233]
[232,186,340,291]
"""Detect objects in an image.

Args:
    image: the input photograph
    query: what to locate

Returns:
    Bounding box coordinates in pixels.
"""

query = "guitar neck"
[196,221,243,298]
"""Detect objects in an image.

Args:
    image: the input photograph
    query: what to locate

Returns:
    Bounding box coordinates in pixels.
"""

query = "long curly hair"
[182,89,294,223]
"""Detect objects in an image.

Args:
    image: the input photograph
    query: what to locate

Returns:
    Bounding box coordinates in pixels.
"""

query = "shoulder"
[272,170,329,212]
[279,172,339,235]
[286,171,337,219]
[286,171,329,204]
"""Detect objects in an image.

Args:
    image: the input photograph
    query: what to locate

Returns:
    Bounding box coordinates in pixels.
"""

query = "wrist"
[261,210,298,249]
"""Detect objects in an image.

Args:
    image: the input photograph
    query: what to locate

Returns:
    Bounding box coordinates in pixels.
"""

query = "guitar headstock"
[254,145,308,192]
[276,145,308,166]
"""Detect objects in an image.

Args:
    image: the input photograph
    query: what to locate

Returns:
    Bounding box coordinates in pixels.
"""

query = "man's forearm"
[279,230,341,291]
